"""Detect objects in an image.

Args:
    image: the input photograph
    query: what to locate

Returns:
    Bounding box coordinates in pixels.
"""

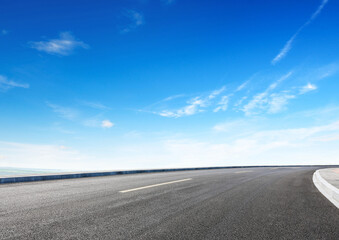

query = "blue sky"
[0,0,338,170]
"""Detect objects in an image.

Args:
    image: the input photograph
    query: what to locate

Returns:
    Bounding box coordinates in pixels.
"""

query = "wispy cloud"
[47,101,115,129]
[234,96,248,108]
[242,71,293,115]
[0,75,29,91]
[1,29,8,35]
[101,120,114,128]
[236,81,249,92]
[159,97,206,118]
[83,117,114,128]
[148,64,331,118]
[163,94,186,102]
[46,102,79,120]
[0,141,92,170]
[156,86,226,118]
[267,93,296,113]
[121,10,144,33]
[162,0,176,5]
[242,90,294,116]
[30,32,88,56]
[314,62,339,79]
[267,71,293,91]
[214,96,229,112]
[271,34,297,65]
[271,0,329,65]
[80,101,110,110]
[240,69,324,115]
[208,86,226,99]
[299,83,317,94]
[147,120,339,167]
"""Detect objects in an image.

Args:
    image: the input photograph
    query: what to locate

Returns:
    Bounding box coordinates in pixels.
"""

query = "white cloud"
[242,72,293,115]
[1,29,8,35]
[234,96,248,108]
[271,0,329,64]
[47,102,114,129]
[243,91,296,115]
[314,63,339,79]
[271,34,297,65]
[2,119,339,170]
[80,101,110,110]
[214,96,229,112]
[208,86,226,99]
[0,75,29,91]
[267,71,293,91]
[236,81,249,91]
[46,102,78,120]
[156,86,227,118]
[242,92,268,115]
[0,141,93,170]
[101,120,114,128]
[163,94,185,102]
[299,83,317,94]
[267,93,296,113]
[30,32,88,56]
[121,10,144,33]
[159,97,206,118]
[213,119,249,133]
[146,120,339,167]
[307,0,329,24]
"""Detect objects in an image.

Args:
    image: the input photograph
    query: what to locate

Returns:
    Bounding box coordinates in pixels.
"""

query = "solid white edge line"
[312,170,339,209]
[119,178,192,193]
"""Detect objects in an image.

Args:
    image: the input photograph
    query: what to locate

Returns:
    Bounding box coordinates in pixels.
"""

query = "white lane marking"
[119,178,192,193]
[271,167,279,170]
[235,170,253,174]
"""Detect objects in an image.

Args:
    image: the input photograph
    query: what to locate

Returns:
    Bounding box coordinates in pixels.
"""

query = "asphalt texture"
[0,167,338,240]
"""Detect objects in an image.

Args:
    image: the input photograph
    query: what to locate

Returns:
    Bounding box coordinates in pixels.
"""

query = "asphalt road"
[0,167,338,240]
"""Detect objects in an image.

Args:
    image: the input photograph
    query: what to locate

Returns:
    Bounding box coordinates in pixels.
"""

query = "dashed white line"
[119,178,192,193]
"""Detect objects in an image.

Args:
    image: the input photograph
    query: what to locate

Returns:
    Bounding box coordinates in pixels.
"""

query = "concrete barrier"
[1,165,338,184]
[313,170,339,208]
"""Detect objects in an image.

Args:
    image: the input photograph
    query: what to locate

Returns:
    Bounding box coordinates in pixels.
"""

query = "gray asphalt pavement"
[0,167,338,239]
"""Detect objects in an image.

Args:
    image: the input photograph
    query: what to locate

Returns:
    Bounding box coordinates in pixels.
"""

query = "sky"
[0,0,339,170]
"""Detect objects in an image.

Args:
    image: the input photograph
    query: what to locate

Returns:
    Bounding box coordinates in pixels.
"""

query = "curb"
[313,170,339,209]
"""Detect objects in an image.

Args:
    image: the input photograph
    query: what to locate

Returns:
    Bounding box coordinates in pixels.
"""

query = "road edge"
[312,170,339,209]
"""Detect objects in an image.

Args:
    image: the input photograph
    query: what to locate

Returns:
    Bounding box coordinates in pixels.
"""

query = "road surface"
[0,167,338,239]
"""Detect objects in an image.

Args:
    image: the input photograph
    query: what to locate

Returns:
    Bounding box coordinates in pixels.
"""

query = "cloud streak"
[242,71,293,115]
[214,96,229,112]
[80,101,110,110]
[156,86,226,118]
[46,102,79,120]
[30,32,88,56]
[159,97,206,118]
[0,75,29,91]
[299,83,317,94]
[271,0,329,65]
[121,10,144,33]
